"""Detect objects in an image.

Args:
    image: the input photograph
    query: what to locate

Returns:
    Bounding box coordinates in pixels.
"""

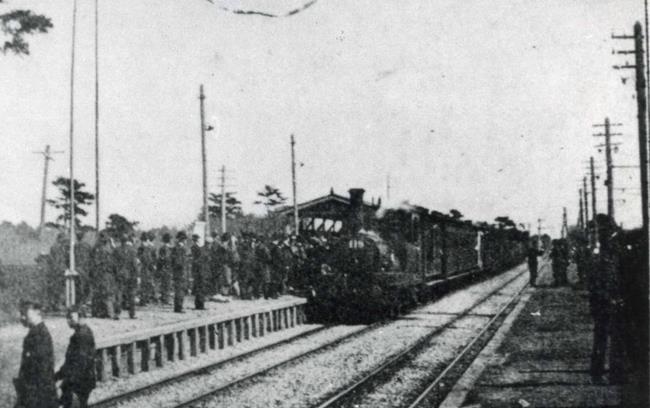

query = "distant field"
[0,265,45,326]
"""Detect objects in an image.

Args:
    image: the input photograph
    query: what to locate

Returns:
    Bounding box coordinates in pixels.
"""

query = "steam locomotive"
[290,188,528,323]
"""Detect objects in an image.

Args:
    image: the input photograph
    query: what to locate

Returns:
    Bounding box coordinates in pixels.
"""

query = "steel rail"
[406,280,529,408]
[313,267,527,408]
[89,325,328,408]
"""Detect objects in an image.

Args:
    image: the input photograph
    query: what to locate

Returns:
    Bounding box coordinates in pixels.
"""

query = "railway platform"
[440,274,631,407]
[0,295,311,408]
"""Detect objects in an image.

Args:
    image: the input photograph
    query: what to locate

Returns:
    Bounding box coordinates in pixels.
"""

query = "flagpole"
[65,0,79,308]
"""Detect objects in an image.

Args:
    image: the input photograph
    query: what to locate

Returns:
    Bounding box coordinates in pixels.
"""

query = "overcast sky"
[0,0,645,235]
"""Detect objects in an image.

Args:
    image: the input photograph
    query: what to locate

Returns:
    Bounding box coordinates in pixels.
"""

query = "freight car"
[295,190,527,323]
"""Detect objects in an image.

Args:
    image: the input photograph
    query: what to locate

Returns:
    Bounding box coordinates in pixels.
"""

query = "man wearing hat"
[55,306,96,408]
[115,234,140,319]
[190,234,206,310]
[91,232,119,318]
[138,232,157,306]
[588,214,625,384]
[14,300,58,408]
[172,231,188,313]
[157,233,173,304]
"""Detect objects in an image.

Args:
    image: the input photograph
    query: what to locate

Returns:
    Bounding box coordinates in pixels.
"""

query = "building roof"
[276,188,380,218]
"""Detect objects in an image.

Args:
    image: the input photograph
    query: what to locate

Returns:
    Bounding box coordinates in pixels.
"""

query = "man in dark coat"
[526,240,542,287]
[75,231,94,308]
[157,233,173,304]
[137,232,157,306]
[90,233,117,318]
[551,238,569,286]
[172,231,188,313]
[254,237,273,299]
[190,234,206,310]
[588,214,625,384]
[55,306,96,408]
[14,300,58,408]
[115,234,140,319]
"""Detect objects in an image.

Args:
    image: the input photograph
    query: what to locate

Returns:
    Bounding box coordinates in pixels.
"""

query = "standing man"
[75,231,93,308]
[55,306,96,408]
[116,234,140,319]
[90,233,117,318]
[157,233,173,304]
[526,239,541,287]
[138,232,157,306]
[588,214,625,384]
[172,231,188,313]
[14,300,58,408]
[190,234,206,310]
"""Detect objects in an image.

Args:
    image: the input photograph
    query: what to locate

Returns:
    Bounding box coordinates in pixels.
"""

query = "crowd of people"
[72,230,335,319]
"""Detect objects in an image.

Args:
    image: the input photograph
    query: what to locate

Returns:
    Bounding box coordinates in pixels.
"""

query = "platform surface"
[446,262,633,407]
[0,294,305,407]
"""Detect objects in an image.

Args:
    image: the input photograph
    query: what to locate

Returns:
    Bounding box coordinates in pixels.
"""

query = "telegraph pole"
[291,134,299,234]
[199,85,210,239]
[613,22,650,406]
[593,118,623,220]
[65,0,79,308]
[583,177,589,224]
[94,0,100,231]
[613,22,649,238]
[537,218,542,249]
[220,165,226,233]
[578,188,584,230]
[590,156,597,218]
[561,207,568,239]
[33,145,63,231]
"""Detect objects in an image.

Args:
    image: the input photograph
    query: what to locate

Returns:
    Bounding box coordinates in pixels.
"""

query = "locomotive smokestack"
[349,188,365,208]
[348,188,365,234]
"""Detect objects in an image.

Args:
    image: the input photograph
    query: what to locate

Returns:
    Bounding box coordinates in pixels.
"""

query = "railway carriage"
[279,188,527,322]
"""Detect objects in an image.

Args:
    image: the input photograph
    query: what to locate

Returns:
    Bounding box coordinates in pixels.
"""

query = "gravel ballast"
[187,265,528,408]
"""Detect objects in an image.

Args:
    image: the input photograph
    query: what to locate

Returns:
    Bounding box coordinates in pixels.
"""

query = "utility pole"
[220,165,226,233]
[613,22,649,241]
[94,0,100,232]
[33,145,63,231]
[613,22,650,406]
[593,118,623,220]
[590,156,597,218]
[561,207,568,239]
[583,177,591,244]
[65,0,79,308]
[583,177,589,224]
[578,188,584,230]
[291,134,299,234]
[199,85,210,239]
[537,218,542,249]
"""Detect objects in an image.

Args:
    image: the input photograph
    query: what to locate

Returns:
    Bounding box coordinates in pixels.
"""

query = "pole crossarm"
[613,64,637,69]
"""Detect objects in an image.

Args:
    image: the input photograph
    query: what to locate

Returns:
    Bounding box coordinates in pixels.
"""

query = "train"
[292,189,528,323]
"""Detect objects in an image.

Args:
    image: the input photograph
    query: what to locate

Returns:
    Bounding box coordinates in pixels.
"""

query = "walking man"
[55,306,96,408]
[172,231,188,313]
[14,300,58,408]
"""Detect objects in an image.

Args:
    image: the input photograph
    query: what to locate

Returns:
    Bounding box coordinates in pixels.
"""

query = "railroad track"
[89,324,328,408]
[90,323,380,408]
[91,267,528,408]
[313,269,529,408]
